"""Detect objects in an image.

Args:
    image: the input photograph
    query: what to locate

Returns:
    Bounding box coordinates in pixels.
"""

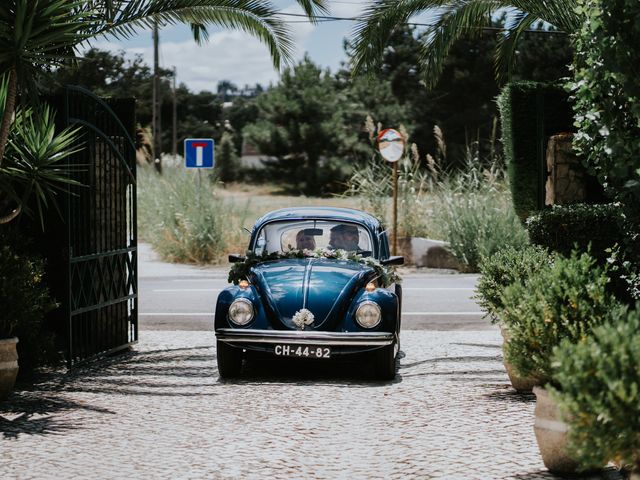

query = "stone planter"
[533,386,579,473]
[0,337,19,401]
[398,237,460,269]
[500,326,538,392]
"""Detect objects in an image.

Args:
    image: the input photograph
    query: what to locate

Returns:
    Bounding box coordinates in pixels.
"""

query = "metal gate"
[61,86,138,365]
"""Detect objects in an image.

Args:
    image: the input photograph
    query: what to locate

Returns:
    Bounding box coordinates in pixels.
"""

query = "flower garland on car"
[228,248,401,288]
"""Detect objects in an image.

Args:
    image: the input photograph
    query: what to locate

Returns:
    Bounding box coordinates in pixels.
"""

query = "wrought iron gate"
[61,86,138,365]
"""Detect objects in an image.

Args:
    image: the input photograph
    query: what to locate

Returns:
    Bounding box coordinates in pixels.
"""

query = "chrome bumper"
[216,328,394,347]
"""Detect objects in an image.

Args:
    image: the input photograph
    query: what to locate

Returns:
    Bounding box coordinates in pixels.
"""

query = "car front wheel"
[217,340,243,378]
[374,343,397,380]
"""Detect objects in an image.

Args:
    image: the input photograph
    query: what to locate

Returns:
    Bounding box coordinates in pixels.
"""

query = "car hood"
[251,258,373,330]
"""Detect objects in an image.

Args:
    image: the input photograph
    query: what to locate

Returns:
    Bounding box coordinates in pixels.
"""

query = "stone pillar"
[545,133,586,205]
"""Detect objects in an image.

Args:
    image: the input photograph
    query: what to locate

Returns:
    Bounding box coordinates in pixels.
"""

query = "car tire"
[375,343,397,380]
[217,340,243,378]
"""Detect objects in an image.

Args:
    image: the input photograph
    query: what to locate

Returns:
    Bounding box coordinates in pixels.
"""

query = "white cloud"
[91,5,318,93]
[329,0,369,19]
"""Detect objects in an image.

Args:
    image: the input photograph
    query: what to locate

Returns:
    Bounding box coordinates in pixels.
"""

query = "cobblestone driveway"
[0,331,625,479]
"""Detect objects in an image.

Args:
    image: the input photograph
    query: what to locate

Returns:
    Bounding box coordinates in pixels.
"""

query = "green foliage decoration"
[476,244,553,323]
[570,0,640,209]
[501,251,617,384]
[228,248,401,288]
[550,305,640,473]
[526,203,624,261]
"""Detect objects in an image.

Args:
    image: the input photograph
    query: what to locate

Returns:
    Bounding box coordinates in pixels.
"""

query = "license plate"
[274,344,331,359]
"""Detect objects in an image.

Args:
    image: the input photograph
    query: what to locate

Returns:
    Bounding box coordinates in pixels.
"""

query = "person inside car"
[296,230,316,250]
[329,224,361,252]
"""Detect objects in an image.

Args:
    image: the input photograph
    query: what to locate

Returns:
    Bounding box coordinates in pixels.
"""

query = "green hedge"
[497,81,574,221]
[526,203,623,260]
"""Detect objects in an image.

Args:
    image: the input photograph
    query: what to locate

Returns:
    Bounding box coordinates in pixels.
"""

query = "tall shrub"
[215,132,240,183]
[497,81,574,221]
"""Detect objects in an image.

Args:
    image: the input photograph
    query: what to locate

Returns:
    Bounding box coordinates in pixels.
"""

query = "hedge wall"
[497,82,574,221]
[526,203,623,261]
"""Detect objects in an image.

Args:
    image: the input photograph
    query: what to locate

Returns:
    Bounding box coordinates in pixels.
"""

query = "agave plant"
[350,0,581,88]
[0,0,327,223]
[0,76,83,227]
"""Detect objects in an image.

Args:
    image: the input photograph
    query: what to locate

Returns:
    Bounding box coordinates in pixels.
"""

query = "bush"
[137,165,227,263]
[497,81,574,220]
[0,235,58,373]
[476,245,553,323]
[501,251,618,384]
[550,305,640,473]
[526,203,624,261]
[214,132,240,183]
[434,155,529,272]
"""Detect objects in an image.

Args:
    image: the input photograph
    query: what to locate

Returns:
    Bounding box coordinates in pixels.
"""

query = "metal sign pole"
[197,169,202,208]
[376,128,405,257]
[392,160,398,256]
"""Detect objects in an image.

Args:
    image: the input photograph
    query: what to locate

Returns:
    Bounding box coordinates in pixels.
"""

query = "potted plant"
[550,305,640,478]
[476,244,553,392]
[500,251,619,473]
[0,237,55,400]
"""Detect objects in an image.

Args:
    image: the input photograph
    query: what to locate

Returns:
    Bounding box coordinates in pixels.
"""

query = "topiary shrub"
[476,244,553,323]
[501,251,618,384]
[0,237,58,373]
[550,305,640,473]
[526,203,624,261]
[497,81,574,221]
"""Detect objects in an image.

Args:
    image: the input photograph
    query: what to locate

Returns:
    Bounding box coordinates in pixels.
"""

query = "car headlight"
[355,301,381,328]
[228,298,254,325]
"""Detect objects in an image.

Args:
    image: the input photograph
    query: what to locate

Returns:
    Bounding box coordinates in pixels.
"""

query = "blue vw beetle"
[214,207,404,379]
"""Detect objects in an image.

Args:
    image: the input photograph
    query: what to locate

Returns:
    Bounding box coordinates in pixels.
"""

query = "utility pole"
[152,21,162,173]
[172,66,177,159]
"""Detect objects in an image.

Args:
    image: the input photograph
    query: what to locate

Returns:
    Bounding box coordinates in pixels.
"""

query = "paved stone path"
[0,330,626,479]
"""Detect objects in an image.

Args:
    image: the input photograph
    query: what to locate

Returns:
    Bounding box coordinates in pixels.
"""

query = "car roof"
[253,207,382,232]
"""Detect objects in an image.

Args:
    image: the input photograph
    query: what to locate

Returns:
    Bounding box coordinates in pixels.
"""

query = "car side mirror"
[381,256,404,266]
[228,254,246,263]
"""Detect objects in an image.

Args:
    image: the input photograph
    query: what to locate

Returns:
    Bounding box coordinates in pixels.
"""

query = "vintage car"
[214,207,403,379]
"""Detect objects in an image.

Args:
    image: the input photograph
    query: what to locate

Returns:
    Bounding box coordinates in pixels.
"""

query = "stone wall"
[545,133,587,205]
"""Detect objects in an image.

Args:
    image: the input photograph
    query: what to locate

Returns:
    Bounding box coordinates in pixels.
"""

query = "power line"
[277,12,568,34]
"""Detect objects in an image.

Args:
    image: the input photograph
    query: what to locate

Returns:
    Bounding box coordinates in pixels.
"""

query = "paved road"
[138,244,489,331]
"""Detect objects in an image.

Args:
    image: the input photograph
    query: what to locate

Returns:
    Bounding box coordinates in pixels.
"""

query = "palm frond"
[92,0,295,69]
[351,0,443,75]
[494,11,535,82]
[418,0,503,88]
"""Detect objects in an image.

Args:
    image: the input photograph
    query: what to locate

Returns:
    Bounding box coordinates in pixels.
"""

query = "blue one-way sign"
[184,138,215,168]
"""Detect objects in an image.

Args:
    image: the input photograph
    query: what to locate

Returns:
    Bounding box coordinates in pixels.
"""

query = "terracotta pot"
[533,386,579,473]
[0,337,19,401]
[500,326,539,392]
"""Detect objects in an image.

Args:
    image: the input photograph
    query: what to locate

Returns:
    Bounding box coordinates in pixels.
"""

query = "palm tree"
[350,0,580,88]
[0,0,326,223]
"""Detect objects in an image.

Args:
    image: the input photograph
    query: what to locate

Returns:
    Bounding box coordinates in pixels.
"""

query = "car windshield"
[254,220,373,255]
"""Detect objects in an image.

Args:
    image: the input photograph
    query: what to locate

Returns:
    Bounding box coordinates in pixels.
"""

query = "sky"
[91,1,375,93]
